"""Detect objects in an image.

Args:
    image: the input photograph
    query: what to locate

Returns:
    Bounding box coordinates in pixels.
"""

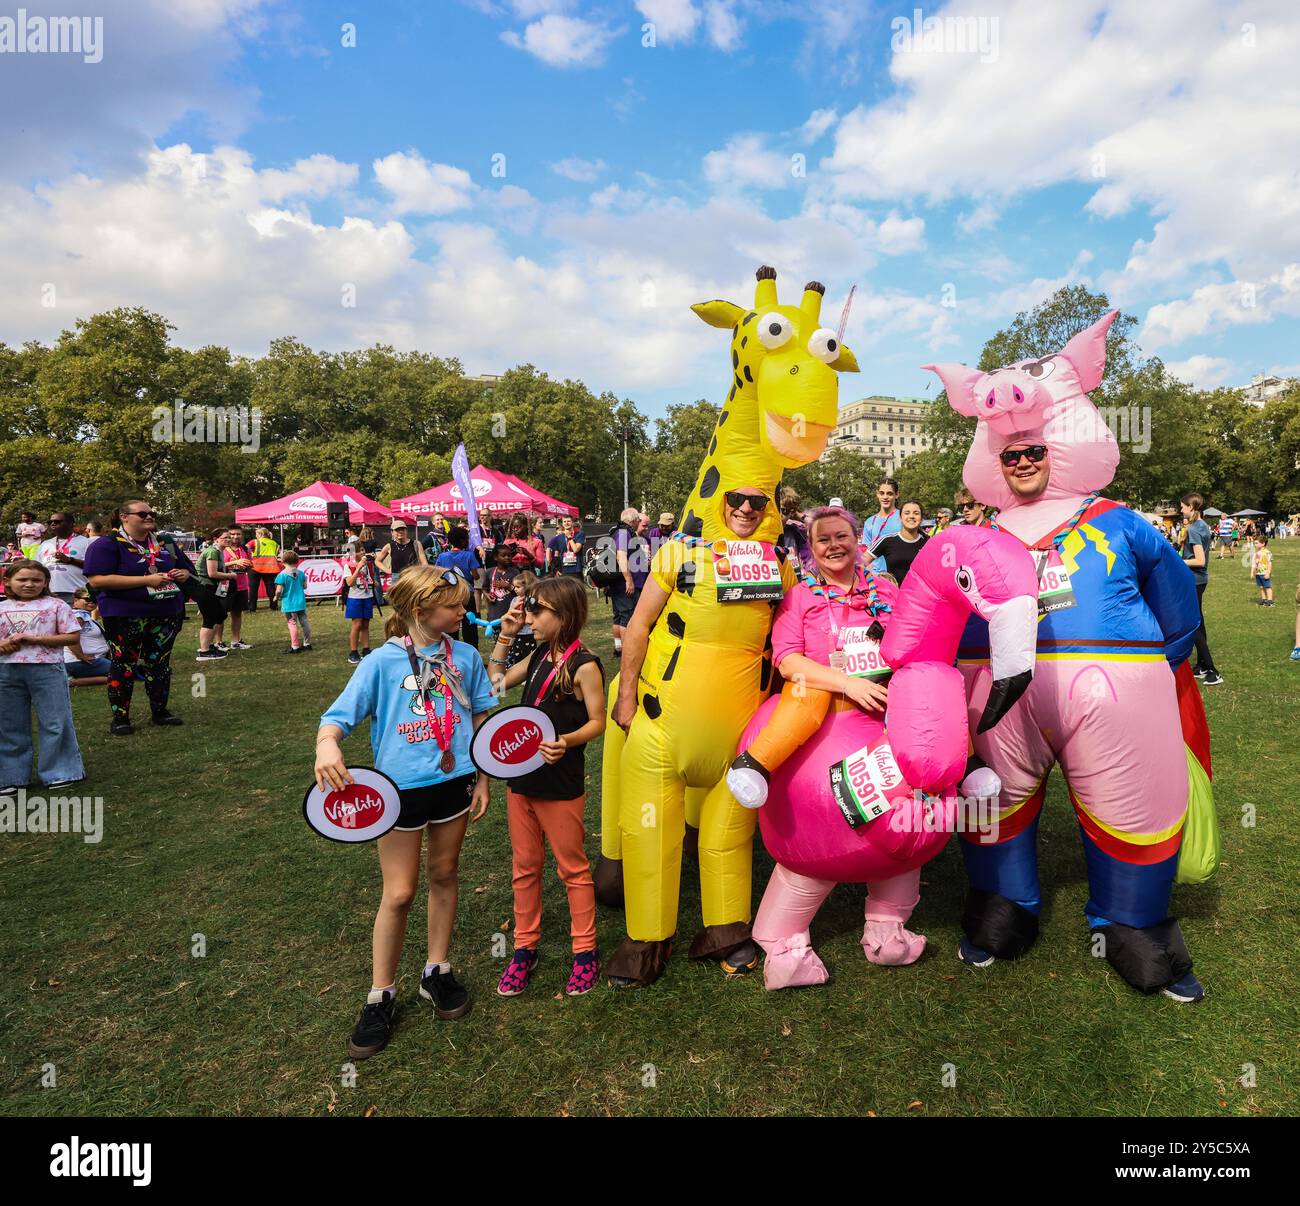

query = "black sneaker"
[347,989,396,1059]
[347,651,361,665]
[109,719,134,736]
[301,643,313,651]
[151,711,184,726]
[1201,672,1224,686]
[196,648,228,662]
[419,965,472,1019]
[284,646,301,654]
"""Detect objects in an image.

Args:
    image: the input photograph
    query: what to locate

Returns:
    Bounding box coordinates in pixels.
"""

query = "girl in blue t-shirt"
[315,565,496,1060]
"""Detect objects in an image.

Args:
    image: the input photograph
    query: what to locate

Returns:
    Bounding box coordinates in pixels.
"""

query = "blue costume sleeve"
[1129,511,1199,665]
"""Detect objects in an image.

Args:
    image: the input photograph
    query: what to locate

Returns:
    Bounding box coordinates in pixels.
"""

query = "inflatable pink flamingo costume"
[925,310,1212,1002]
[747,525,1038,990]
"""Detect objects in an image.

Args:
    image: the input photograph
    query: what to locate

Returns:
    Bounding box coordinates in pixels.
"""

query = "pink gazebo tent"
[390,466,577,519]
[235,480,393,526]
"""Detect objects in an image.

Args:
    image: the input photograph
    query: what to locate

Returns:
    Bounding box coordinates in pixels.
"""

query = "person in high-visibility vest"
[246,526,282,610]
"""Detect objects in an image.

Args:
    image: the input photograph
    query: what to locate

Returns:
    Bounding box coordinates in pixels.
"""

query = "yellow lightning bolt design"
[1060,522,1116,578]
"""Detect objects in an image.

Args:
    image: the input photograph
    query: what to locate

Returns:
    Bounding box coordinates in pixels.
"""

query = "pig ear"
[923,363,985,417]
[1058,309,1119,393]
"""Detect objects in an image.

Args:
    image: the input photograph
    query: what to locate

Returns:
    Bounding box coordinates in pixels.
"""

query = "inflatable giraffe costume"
[602,265,859,985]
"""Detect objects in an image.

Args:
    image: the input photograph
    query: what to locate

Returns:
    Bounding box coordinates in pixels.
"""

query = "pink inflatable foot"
[759,931,830,991]
[861,920,926,966]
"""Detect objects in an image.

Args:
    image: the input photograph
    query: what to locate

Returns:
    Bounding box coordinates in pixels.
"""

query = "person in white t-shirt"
[37,511,91,602]
[65,588,111,686]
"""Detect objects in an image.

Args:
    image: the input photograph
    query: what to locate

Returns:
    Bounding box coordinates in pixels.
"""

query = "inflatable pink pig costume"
[925,311,1212,1002]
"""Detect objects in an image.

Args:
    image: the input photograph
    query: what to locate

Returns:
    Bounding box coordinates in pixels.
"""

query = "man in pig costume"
[926,311,1213,1003]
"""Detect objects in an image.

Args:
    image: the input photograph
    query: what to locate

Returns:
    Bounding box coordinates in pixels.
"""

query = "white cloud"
[501,13,616,67]
[1140,266,1300,348]
[820,0,1300,325]
[550,157,607,182]
[373,152,474,215]
[703,134,797,192]
[956,200,1000,234]
[1164,355,1236,389]
[258,155,359,202]
[635,0,700,44]
[877,212,926,254]
[704,1,742,51]
[801,108,839,143]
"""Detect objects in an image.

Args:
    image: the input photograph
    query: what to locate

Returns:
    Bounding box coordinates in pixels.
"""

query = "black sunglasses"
[524,596,555,614]
[960,501,981,510]
[724,491,770,511]
[125,510,158,519]
[998,445,1048,467]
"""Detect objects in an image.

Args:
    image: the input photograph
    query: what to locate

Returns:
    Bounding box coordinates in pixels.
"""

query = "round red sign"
[471,706,556,779]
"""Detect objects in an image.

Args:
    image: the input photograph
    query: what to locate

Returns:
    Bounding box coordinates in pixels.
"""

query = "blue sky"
[2,0,1297,425]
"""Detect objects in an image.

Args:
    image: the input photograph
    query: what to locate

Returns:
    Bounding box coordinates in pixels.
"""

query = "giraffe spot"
[661,647,680,682]
[699,465,720,498]
[734,374,743,391]
[709,436,717,456]
[667,611,686,638]
[743,364,753,383]
[728,386,735,402]
[740,335,748,349]
[732,349,739,369]
[676,565,697,596]
[643,694,662,720]
[719,410,729,426]
[681,511,703,539]
[743,311,756,325]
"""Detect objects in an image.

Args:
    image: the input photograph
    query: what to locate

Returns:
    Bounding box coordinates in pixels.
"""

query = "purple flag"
[451,443,484,551]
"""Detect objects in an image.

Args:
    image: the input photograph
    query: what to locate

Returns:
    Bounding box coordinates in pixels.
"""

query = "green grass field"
[3,543,1299,1117]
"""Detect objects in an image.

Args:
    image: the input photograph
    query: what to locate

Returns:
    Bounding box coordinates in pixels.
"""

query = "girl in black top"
[872,499,928,584]
[487,576,606,996]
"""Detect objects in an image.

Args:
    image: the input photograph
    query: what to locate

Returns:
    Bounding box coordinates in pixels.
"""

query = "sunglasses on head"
[998,445,1048,467]
[724,491,770,511]
[437,568,463,587]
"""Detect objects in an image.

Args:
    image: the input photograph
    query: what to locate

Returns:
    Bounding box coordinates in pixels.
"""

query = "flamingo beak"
[977,595,1036,733]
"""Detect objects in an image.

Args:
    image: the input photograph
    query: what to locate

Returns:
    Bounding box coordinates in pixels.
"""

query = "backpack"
[589,524,634,590]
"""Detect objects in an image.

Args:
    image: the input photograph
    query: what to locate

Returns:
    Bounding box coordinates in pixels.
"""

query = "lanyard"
[116,530,165,570]
[990,494,1097,585]
[531,639,582,704]
[402,635,455,753]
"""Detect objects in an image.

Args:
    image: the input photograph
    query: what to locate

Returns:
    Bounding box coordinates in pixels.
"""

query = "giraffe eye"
[807,328,840,364]
[756,312,793,350]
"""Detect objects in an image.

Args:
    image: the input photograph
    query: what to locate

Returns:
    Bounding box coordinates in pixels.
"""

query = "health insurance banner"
[298,557,392,598]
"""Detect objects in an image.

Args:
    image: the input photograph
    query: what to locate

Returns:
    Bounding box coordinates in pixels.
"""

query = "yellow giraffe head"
[679,265,859,542]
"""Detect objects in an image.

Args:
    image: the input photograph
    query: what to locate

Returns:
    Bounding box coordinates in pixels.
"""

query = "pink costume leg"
[752,864,834,991]
[862,868,925,965]
[286,616,300,648]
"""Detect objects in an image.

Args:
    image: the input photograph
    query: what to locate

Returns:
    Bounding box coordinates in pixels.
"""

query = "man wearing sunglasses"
[927,313,1209,1004]
[602,483,797,987]
[953,487,990,527]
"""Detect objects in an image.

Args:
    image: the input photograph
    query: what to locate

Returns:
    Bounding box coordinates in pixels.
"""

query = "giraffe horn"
[801,280,825,325]
[755,264,778,310]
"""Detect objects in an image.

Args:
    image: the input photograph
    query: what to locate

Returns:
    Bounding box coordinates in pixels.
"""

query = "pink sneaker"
[565,950,600,995]
[497,948,538,996]
[862,920,926,966]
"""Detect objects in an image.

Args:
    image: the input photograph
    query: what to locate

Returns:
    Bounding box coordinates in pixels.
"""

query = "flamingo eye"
[955,567,974,593]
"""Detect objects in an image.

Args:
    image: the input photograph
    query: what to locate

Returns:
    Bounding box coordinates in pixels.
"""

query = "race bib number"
[829,740,904,829]
[147,581,180,600]
[838,625,890,679]
[713,540,783,603]
[215,581,230,599]
[563,551,577,566]
[1035,551,1076,617]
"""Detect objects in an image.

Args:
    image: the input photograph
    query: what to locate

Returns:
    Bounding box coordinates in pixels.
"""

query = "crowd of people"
[3,451,1295,1056]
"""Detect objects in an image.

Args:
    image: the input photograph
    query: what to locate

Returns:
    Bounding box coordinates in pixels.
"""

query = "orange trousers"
[505,790,597,953]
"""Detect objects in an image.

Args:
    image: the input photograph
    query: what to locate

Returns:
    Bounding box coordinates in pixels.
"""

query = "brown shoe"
[690,922,758,974]
[593,855,624,909]
[605,937,673,987]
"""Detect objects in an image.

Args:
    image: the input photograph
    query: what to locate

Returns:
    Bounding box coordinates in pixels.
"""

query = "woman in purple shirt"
[83,499,191,735]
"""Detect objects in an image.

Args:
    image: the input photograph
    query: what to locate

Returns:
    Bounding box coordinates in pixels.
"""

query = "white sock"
[424,961,450,976]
